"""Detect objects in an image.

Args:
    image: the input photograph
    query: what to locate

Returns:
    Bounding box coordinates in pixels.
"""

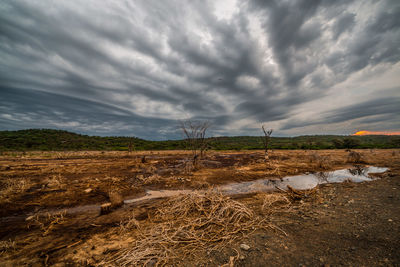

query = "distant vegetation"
[0,129,399,151]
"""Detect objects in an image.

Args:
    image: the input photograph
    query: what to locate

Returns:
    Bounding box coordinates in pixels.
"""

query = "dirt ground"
[0,149,399,266]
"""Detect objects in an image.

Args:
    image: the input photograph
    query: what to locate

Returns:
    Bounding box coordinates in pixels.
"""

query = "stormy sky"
[0,0,399,139]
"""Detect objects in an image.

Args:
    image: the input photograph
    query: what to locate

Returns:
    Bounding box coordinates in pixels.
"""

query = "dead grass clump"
[309,153,332,170]
[0,239,16,255]
[347,151,362,163]
[119,212,140,233]
[316,155,331,170]
[0,178,32,203]
[281,186,318,201]
[261,193,291,215]
[308,152,320,163]
[45,174,65,189]
[142,174,163,185]
[105,191,267,266]
[30,211,67,236]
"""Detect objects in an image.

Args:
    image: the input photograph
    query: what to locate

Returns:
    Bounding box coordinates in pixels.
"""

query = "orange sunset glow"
[353,130,400,136]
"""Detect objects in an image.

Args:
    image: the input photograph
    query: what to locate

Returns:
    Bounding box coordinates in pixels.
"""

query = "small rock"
[388,219,393,222]
[25,215,35,221]
[240,244,250,251]
[239,255,245,260]
[84,188,93,193]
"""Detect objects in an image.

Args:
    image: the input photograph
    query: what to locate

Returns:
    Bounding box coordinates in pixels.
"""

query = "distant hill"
[0,129,399,151]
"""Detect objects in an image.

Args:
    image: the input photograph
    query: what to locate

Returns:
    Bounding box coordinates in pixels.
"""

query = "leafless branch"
[261,125,273,161]
[180,120,211,165]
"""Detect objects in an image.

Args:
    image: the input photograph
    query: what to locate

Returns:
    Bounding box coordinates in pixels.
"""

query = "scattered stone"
[25,215,35,221]
[84,188,93,193]
[239,255,245,260]
[388,219,393,222]
[240,243,250,251]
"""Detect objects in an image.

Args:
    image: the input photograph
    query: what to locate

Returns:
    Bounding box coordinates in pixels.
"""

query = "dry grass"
[0,240,15,255]
[119,212,140,233]
[261,193,291,214]
[45,173,65,189]
[283,185,319,201]
[347,151,362,163]
[0,178,32,204]
[103,191,271,266]
[28,211,67,236]
[308,152,332,170]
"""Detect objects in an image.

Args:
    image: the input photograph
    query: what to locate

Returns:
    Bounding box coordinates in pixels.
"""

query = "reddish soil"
[0,149,399,266]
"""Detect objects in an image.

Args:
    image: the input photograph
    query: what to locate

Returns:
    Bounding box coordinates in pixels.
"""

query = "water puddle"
[126,166,387,200]
[0,166,388,222]
[219,166,388,195]
[124,189,193,204]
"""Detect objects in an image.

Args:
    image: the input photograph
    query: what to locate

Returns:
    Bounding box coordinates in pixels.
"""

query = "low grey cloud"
[0,0,399,139]
[281,95,400,131]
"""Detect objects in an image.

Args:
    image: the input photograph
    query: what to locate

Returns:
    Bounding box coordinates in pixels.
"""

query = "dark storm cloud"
[281,96,400,130]
[0,0,399,138]
[0,86,177,139]
[332,12,356,40]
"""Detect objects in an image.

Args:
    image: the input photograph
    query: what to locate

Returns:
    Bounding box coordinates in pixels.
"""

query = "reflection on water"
[348,165,367,176]
[4,166,387,222]
[127,166,388,202]
[219,166,388,194]
[124,189,192,204]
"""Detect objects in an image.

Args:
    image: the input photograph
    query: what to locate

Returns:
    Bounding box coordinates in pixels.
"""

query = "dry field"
[0,149,399,266]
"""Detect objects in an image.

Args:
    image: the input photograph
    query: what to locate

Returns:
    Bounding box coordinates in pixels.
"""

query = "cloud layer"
[1,0,399,139]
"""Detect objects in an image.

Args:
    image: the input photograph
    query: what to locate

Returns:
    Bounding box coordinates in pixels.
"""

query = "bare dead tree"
[180,120,211,166]
[128,138,135,154]
[261,126,273,161]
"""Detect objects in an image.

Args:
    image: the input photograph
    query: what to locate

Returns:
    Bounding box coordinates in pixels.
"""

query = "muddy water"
[219,166,388,194]
[0,166,388,222]
[126,166,387,199]
[124,189,193,204]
